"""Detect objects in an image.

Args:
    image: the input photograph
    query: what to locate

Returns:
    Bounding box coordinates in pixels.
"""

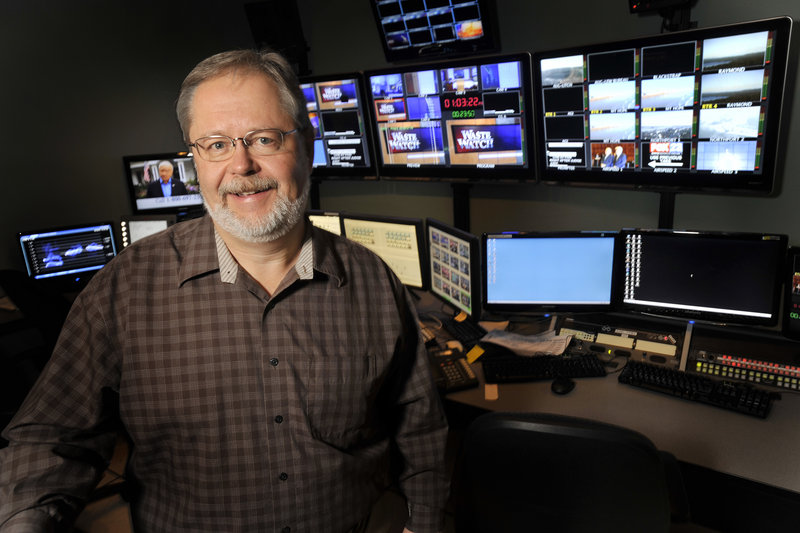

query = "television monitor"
[426,218,481,320]
[784,247,800,340]
[532,16,793,194]
[620,229,787,326]
[483,231,620,315]
[307,209,343,235]
[119,214,177,248]
[369,0,499,63]
[299,73,377,179]
[18,221,118,292]
[123,152,204,218]
[365,52,535,181]
[341,212,427,289]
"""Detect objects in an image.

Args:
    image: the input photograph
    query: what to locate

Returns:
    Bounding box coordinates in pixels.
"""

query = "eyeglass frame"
[187,127,302,161]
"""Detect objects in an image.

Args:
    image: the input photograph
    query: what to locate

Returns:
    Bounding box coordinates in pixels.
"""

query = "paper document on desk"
[481,329,572,356]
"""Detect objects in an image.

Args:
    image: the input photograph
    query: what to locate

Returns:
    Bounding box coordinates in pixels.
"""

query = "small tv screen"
[299,73,377,179]
[369,0,499,63]
[365,52,535,181]
[427,218,482,320]
[119,214,176,248]
[123,152,204,217]
[532,16,793,194]
[307,209,343,235]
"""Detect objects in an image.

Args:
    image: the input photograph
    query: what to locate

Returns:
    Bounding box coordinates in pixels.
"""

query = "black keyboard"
[442,318,487,349]
[482,353,607,383]
[618,360,778,418]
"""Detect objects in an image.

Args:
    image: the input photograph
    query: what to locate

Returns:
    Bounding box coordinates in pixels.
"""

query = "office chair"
[452,411,689,533]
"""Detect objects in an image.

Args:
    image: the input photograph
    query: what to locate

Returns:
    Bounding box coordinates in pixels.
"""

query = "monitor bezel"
[341,211,429,290]
[299,71,379,180]
[619,228,788,327]
[426,217,482,321]
[364,51,536,182]
[122,151,204,217]
[532,16,794,195]
[482,230,622,315]
[369,0,501,63]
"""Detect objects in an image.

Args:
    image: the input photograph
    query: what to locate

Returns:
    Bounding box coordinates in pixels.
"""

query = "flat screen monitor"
[784,246,800,340]
[532,16,793,194]
[299,73,377,179]
[427,218,481,320]
[365,52,535,181]
[621,229,787,326]
[119,214,176,248]
[123,152,204,218]
[342,212,427,289]
[369,0,499,63]
[18,221,118,292]
[483,231,620,314]
[307,209,343,235]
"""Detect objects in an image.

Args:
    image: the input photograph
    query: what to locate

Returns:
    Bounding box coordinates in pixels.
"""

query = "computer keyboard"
[618,360,778,418]
[481,352,607,384]
[442,317,487,349]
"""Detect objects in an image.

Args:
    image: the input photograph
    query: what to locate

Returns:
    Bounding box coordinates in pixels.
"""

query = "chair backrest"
[453,411,672,533]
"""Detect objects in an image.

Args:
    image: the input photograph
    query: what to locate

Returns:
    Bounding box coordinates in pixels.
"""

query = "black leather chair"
[452,411,690,533]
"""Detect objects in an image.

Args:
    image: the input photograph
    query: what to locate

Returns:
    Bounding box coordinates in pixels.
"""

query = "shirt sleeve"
[386,278,450,533]
[0,286,121,532]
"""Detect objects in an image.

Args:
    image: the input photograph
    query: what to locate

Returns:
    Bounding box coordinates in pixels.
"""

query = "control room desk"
[444,360,800,495]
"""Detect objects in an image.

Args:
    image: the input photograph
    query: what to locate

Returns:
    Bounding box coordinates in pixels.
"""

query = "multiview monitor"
[533,16,793,194]
[18,221,118,292]
[342,212,427,289]
[483,231,620,315]
[365,52,535,181]
[369,0,499,63]
[621,229,787,326]
[123,152,204,217]
[299,73,376,179]
[119,214,176,248]
[427,218,481,321]
[307,209,343,235]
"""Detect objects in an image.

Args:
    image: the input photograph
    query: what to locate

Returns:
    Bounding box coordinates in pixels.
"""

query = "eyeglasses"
[188,128,300,162]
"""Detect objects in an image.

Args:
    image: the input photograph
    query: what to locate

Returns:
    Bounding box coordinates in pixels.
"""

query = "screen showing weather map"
[532,17,793,193]
[19,223,117,282]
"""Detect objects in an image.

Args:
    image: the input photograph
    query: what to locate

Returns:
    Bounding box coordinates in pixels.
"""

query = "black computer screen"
[621,229,787,325]
[532,16,793,194]
[123,152,204,217]
[299,73,376,179]
[342,213,427,289]
[483,231,619,314]
[18,222,118,290]
[427,218,481,320]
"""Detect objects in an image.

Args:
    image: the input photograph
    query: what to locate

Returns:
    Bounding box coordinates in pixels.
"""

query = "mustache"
[218,177,280,196]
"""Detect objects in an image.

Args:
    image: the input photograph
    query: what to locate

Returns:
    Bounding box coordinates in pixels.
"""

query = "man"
[0,49,449,533]
[145,159,189,197]
[613,145,627,169]
[600,146,613,168]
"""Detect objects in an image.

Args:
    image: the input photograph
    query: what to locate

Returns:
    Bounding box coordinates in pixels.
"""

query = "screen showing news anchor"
[365,52,534,180]
[123,152,203,216]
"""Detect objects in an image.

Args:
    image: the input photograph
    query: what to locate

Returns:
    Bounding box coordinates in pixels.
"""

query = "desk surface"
[446,361,800,494]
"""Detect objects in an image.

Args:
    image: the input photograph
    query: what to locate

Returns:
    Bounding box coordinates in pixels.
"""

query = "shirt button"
[274,415,284,424]
[279,472,289,481]
[270,358,279,367]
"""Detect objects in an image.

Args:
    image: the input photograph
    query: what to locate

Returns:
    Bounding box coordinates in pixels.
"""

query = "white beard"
[204,176,310,243]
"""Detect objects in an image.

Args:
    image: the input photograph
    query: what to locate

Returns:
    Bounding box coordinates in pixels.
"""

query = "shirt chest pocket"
[304,354,381,449]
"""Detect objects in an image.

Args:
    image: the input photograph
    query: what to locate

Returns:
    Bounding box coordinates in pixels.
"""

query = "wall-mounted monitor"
[532,16,793,194]
[483,231,620,315]
[369,0,499,63]
[299,73,377,179]
[341,212,427,289]
[427,218,481,321]
[365,52,535,181]
[620,229,787,326]
[123,152,204,218]
[119,214,177,248]
[307,209,344,235]
[18,221,118,292]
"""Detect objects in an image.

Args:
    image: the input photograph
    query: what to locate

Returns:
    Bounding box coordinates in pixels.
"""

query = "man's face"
[159,165,173,183]
[188,72,312,242]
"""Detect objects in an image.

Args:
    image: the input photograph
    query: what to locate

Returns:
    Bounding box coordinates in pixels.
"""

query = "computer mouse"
[551,377,575,395]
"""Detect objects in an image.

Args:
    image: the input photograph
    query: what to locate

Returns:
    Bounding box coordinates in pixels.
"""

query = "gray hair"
[176,49,311,145]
